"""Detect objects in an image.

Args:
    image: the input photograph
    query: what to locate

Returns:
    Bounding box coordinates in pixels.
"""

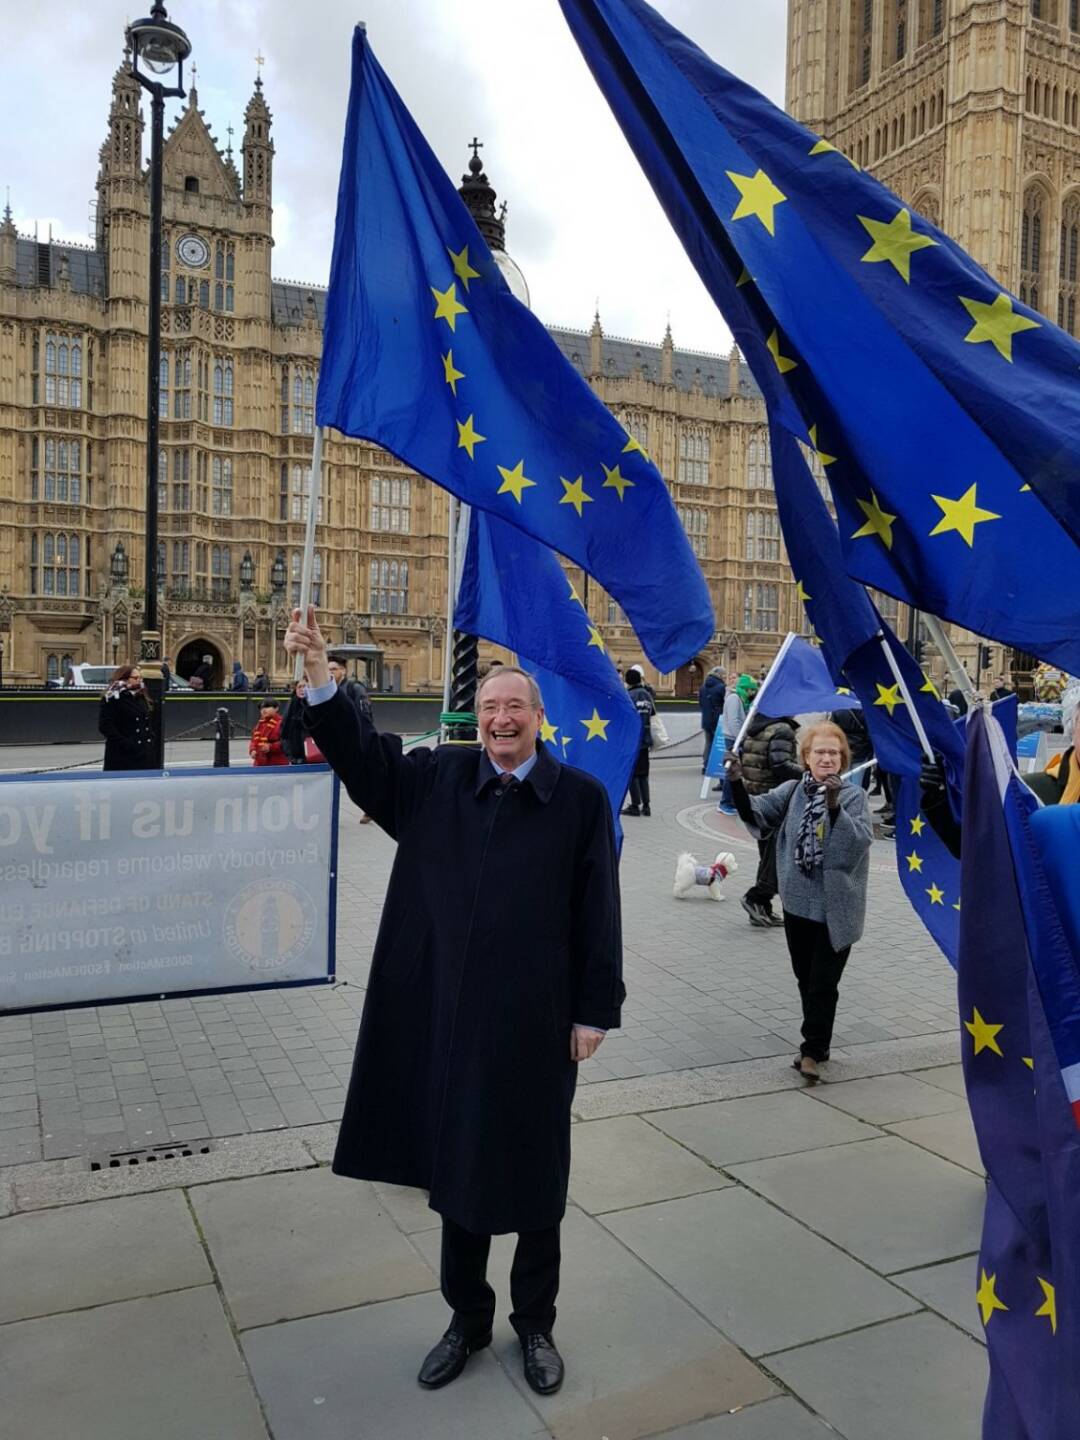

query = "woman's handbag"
[649,713,669,747]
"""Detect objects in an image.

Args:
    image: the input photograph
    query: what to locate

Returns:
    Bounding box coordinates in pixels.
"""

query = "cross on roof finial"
[470,137,483,162]
[255,50,265,76]
[225,123,235,155]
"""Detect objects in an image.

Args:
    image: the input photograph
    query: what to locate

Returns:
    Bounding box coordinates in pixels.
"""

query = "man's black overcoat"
[307,689,624,1235]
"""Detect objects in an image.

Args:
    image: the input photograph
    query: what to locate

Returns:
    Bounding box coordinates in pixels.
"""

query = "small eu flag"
[454,510,640,842]
[558,0,1080,674]
[317,25,714,673]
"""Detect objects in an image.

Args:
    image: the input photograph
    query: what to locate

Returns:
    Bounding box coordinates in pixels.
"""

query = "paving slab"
[910,1062,967,1097]
[243,1289,547,1440]
[648,1090,878,1167]
[768,1312,986,1440]
[809,1073,967,1125]
[372,1179,440,1234]
[728,1137,985,1273]
[647,1397,835,1438]
[0,1189,210,1324]
[569,1114,731,1215]
[190,1166,436,1330]
[602,1187,918,1357]
[8,1127,317,1211]
[3,1286,269,1440]
[892,1255,983,1342]
[886,1108,984,1175]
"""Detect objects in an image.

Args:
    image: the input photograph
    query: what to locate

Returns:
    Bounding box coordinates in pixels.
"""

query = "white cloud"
[1,0,788,352]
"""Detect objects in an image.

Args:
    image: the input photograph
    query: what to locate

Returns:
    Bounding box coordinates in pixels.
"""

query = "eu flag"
[959,708,1080,1438]
[558,0,1080,673]
[751,635,861,722]
[454,510,640,843]
[318,25,713,672]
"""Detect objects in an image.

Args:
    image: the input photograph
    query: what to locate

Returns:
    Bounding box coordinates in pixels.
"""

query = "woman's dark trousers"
[440,1217,561,1339]
[783,913,851,1061]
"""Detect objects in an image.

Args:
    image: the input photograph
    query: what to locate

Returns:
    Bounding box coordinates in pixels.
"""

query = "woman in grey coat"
[726,721,873,1083]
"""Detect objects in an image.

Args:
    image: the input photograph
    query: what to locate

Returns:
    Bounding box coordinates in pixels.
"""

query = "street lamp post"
[0,637,5,690]
[128,3,191,768]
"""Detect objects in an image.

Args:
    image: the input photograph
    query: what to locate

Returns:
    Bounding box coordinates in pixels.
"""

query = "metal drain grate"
[88,1140,216,1172]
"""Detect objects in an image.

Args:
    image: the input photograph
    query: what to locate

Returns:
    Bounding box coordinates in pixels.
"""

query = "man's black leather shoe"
[520,1332,565,1395]
[417,1326,492,1389]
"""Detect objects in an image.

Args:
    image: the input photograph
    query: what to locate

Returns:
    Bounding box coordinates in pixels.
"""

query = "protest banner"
[0,765,339,1013]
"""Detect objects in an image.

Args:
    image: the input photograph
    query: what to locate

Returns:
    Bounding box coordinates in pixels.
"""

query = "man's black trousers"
[440,1217,561,1339]
[783,912,851,1061]
[745,832,778,906]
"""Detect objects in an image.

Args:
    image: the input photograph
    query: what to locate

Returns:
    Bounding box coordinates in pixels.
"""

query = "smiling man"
[284,607,624,1397]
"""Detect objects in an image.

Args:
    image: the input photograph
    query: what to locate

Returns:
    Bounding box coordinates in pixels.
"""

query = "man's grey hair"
[475,666,544,710]
[710,664,727,677]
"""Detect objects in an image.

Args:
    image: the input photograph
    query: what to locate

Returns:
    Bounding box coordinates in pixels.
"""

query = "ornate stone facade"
[0,42,905,695]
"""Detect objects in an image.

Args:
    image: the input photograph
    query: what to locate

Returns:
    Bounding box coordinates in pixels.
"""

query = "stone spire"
[103,39,144,179]
[728,342,743,396]
[458,139,505,252]
[0,195,16,284]
[242,73,274,209]
[588,307,603,377]
[661,319,674,385]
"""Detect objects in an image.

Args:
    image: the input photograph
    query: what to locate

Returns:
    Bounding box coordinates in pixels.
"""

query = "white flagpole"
[440,496,459,739]
[731,631,797,754]
[292,427,325,683]
[877,631,935,763]
[920,613,979,707]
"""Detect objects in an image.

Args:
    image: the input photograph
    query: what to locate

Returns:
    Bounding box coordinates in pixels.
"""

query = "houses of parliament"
[2,1,1073,691]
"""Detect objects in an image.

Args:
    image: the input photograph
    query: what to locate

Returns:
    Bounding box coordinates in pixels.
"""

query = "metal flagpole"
[700,631,797,800]
[876,631,936,762]
[292,426,325,683]
[920,613,979,707]
[440,496,460,739]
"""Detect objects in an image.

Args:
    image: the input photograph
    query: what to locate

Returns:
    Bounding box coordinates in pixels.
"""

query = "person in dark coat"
[285,607,623,1399]
[738,713,801,926]
[280,681,308,763]
[622,666,656,817]
[251,668,270,693]
[328,654,374,721]
[698,666,726,774]
[830,707,874,788]
[230,660,249,692]
[98,666,156,770]
[192,654,214,689]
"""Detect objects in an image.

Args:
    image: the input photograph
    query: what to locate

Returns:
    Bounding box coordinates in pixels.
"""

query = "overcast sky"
[2,0,788,355]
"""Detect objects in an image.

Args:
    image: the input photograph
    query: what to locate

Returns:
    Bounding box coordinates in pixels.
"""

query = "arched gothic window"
[1021,186,1047,315]
[1059,194,1080,336]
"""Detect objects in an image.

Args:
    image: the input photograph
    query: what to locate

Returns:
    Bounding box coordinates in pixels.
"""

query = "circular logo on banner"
[223,880,317,972]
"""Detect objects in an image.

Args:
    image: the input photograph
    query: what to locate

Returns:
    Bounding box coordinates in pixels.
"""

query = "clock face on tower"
[176,234,210,269]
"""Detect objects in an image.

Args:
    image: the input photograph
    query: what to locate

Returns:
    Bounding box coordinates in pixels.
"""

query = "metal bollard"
[213,708,230,767]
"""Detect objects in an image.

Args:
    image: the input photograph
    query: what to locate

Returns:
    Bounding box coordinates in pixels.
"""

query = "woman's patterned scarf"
[794,772,828,875]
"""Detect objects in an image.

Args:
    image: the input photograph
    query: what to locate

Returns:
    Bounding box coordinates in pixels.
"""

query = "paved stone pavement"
[0,749,990,1437]
[0,755,958,1166]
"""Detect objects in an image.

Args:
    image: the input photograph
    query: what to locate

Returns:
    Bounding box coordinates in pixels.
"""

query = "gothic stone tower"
[787,0,1080,334]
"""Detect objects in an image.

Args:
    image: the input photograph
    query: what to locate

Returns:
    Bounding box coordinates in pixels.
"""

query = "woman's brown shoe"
[799,1056,820,1083]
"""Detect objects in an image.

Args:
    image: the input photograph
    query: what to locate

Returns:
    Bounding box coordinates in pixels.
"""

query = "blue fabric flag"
[454,509,640,843]
[317,25,713,672]
[753,635,860,722]
[558,0,1080,673]
[959,708,1080,1437]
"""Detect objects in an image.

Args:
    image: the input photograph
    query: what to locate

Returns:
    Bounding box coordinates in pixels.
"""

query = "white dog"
[673,851,738,902]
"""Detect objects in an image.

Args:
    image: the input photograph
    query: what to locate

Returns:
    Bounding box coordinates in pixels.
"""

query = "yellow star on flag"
[873,682,905,716]
[767,329,798,373]
[431,282,468,332]
[601,462,634,501]
[1023,1056,1035,1070]
[441,350,465,396]
[567,580,584,606]
[559,475,594,517]
[623,434,651,463]
[921,676,941,700]
[976,1270,1009,1326]
[929,484,1001,547]
[910,815,926,836]
[795,580,812,604]
[809,137,859,168]
[858,208,937,283]
[1020,483,1032,492]
[456,414,486,459]
[961,292,1041,361]
[581,708,610,741]
[965,1007,1004,1057]
[736,265,752,288]
[809,425,836,466]
[926,881,945,904]
[586,625,606,652]
[835,686,853,695]
[727,169,787,235]
[852,490,897,549]
[906,851,924,873]
[447,244,481,291]
[953,899,962,912]
[1035,1277,1057,1335]
[539,718,559,745]
[496,460,536,504]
